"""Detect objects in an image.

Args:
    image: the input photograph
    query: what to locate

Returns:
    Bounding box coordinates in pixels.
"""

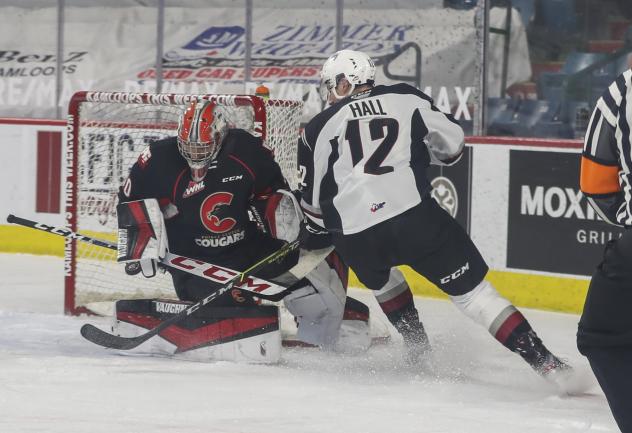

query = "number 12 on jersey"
[337,117,400,175]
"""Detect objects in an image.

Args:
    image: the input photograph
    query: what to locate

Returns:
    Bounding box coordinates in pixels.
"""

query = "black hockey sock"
[382,301,428,346]
[502,320,558,371]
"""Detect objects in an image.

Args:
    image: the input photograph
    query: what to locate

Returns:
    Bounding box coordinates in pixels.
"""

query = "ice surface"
[0,254,619,433]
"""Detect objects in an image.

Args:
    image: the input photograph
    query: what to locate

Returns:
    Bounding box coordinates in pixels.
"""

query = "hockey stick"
[6,214,302,349]
[7,214,118,250]
[6,214,294,297]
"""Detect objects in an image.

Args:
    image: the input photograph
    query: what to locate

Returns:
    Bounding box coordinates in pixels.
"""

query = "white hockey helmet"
[319,49,376,101]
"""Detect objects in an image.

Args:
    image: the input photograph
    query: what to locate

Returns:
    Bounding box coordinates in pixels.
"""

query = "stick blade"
[80,324,149,350]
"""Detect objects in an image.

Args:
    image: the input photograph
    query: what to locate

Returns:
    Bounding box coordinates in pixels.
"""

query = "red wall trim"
[466,135,583,149]
[36,131,62,213]
[0,117,66,127]
[0,118,583,149]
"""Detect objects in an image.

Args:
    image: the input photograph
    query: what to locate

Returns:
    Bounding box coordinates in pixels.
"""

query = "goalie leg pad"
[113,299,281,363]
[283,285,343,348]
[337,296,372,352]
[284,258,347,348]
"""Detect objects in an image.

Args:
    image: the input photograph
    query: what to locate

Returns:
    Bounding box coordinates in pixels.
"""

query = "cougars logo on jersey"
[200,192,236,233]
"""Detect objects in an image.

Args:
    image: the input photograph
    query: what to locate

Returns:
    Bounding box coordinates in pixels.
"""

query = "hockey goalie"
[111,100,373,363]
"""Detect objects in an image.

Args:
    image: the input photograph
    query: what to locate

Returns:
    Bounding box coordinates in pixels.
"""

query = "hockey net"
[65,91,303,315]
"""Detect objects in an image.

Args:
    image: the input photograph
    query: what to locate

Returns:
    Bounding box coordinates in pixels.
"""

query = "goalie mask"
[177,100,228,181]
[319,49,376,102]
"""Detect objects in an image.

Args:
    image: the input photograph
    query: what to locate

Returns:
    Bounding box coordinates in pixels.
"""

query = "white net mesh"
[67,93,303,313]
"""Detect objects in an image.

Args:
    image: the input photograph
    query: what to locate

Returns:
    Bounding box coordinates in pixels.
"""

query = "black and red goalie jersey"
[118,128,288,272]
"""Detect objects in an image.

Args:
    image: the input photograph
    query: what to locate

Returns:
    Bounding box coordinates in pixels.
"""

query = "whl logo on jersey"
[370,202,386,212]
[183,180,206,198]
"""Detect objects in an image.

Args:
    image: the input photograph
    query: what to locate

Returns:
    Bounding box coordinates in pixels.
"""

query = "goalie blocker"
[117,199,168,278]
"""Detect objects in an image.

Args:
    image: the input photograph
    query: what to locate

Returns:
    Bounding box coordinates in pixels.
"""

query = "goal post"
[64,91,303,315]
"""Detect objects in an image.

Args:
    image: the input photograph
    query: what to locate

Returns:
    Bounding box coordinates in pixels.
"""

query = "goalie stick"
[6,214,332,349]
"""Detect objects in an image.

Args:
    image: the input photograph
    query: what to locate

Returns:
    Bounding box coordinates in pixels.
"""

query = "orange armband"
[580,156,621,195]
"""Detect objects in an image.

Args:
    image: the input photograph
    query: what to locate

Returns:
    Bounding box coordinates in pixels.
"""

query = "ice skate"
[400,319,432,367]
[515,330,590,395]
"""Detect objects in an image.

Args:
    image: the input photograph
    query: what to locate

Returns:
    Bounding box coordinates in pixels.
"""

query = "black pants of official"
[331,197,488,296]
[581,346,632,432]
[578,230,632,433]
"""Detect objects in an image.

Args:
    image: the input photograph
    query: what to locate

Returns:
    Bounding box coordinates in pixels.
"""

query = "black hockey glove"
[299,219,332,251]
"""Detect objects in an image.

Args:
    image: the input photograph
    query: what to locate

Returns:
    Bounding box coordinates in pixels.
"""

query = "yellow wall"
[348,266,589,314]
[1,224,588,314]
[0,226,64,256]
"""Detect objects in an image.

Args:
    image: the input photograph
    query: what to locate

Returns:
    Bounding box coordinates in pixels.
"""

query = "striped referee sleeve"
[580,70,632,227]
[615,70,632,226]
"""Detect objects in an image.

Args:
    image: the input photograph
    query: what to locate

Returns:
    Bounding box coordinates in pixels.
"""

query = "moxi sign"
[507,150,624,276]
[520,186,599,220]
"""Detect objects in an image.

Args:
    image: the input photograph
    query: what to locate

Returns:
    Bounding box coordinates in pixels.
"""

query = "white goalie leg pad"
[336,297,372,352]
[283,259,346,348]
[179,332,281,364]
[336,320,371,352]
[268,190,347,347]
[449,280,517,332]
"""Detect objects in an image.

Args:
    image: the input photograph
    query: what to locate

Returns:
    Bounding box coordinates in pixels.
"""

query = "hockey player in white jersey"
[297,49,578,389]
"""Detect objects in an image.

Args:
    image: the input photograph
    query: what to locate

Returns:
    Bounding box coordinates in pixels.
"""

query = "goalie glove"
[299,218,332,251]
[116,199,168,278]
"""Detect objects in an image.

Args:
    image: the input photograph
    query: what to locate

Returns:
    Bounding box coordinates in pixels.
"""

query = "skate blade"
[544,365,593,396]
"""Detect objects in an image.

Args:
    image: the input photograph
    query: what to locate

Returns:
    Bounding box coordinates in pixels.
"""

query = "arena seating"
[443,0,630,139]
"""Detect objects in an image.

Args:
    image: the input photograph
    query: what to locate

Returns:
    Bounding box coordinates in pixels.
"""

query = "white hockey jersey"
[298,83,464,235]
